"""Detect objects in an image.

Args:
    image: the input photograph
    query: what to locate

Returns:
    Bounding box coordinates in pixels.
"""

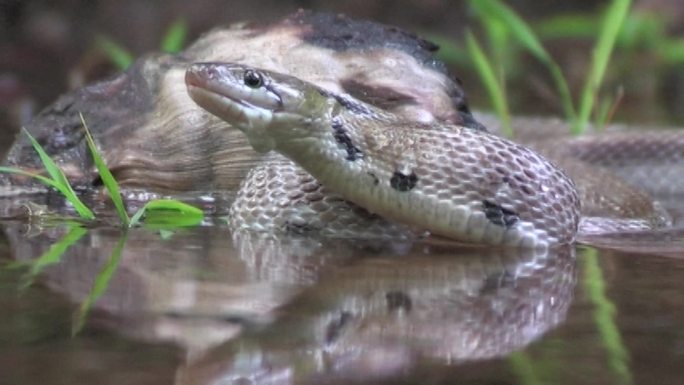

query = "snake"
[185,62,584,248]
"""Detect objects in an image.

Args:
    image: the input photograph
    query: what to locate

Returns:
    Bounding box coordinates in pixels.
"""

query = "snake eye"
[243,70,263,88]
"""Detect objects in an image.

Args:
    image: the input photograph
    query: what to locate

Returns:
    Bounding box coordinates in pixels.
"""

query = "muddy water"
[0,204,683,385]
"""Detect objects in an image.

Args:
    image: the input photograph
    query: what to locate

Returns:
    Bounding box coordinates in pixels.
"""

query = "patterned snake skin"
[186,63,582,248]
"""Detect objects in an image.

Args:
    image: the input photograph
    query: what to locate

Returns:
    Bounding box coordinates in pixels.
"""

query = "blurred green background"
[1,0,683,149]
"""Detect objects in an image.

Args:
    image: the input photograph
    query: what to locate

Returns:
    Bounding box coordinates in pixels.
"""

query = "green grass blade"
[423,34,471,67]
[595,96,613,130]
[0,166,59,190]
[471,0,549,64]
[595,87,623,130]
[465,31,512,137]
[535,14,598,40]
[658,39,684,65]
[72,232,127,335]
[575,0,632,135]
[618,12,664,50]
[470,0,577,123]
[481,16,510,67]
[129,199,204,228]
[21,128,95,220]
[129,206,147,228]
[546,62,577,123]
[582,248,633,385]
[143,199,204,214]
[508,352,542,385]
[161,19,188,53]
[79,113,129,226]
[95,35,134,70]
[19,225,88,289]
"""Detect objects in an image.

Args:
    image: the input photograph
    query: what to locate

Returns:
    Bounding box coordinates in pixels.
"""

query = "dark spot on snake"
[367,171,379,185]
[325,311,353,344]
[332,119,363,161]
[284,221,317,234]
[390,171,418,192]
[482,199,519,228]
[386,291,412,313]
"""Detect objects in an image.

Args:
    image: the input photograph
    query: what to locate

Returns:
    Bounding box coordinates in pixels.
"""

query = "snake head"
[186,62,335,153]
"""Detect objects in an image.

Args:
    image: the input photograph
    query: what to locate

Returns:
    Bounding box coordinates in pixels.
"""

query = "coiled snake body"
[186,63,582,248]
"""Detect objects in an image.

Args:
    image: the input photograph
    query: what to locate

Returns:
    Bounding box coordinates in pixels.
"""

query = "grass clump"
[464,0,632,135]
[0,130,95,220]
[0,114,203,228]
[3,114,204,331]
[465,31,512,137]
[81,113,129,225]
[97,19,188,70]
[576,0,631,135]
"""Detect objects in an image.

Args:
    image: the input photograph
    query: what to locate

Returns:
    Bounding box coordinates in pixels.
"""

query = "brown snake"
[184,62,673,248]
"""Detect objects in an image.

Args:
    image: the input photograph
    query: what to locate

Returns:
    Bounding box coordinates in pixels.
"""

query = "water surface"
[1,203,683,385]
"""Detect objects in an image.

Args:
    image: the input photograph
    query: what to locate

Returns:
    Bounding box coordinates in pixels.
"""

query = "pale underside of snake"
[184,62,593,249]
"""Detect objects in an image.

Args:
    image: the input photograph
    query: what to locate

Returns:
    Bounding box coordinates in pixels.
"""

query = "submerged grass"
[11,222,189,334]
[10,224,88,290]
[72,232,127,334]
[582,247,633,385]
[1,112,205,331]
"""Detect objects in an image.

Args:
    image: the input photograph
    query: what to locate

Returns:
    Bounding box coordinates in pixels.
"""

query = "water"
[1,207,683,385]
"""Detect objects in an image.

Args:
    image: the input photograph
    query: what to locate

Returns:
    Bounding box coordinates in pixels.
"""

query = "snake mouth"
[186,83,251,128]
[185,65,270,130]
[186,63,277,152]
